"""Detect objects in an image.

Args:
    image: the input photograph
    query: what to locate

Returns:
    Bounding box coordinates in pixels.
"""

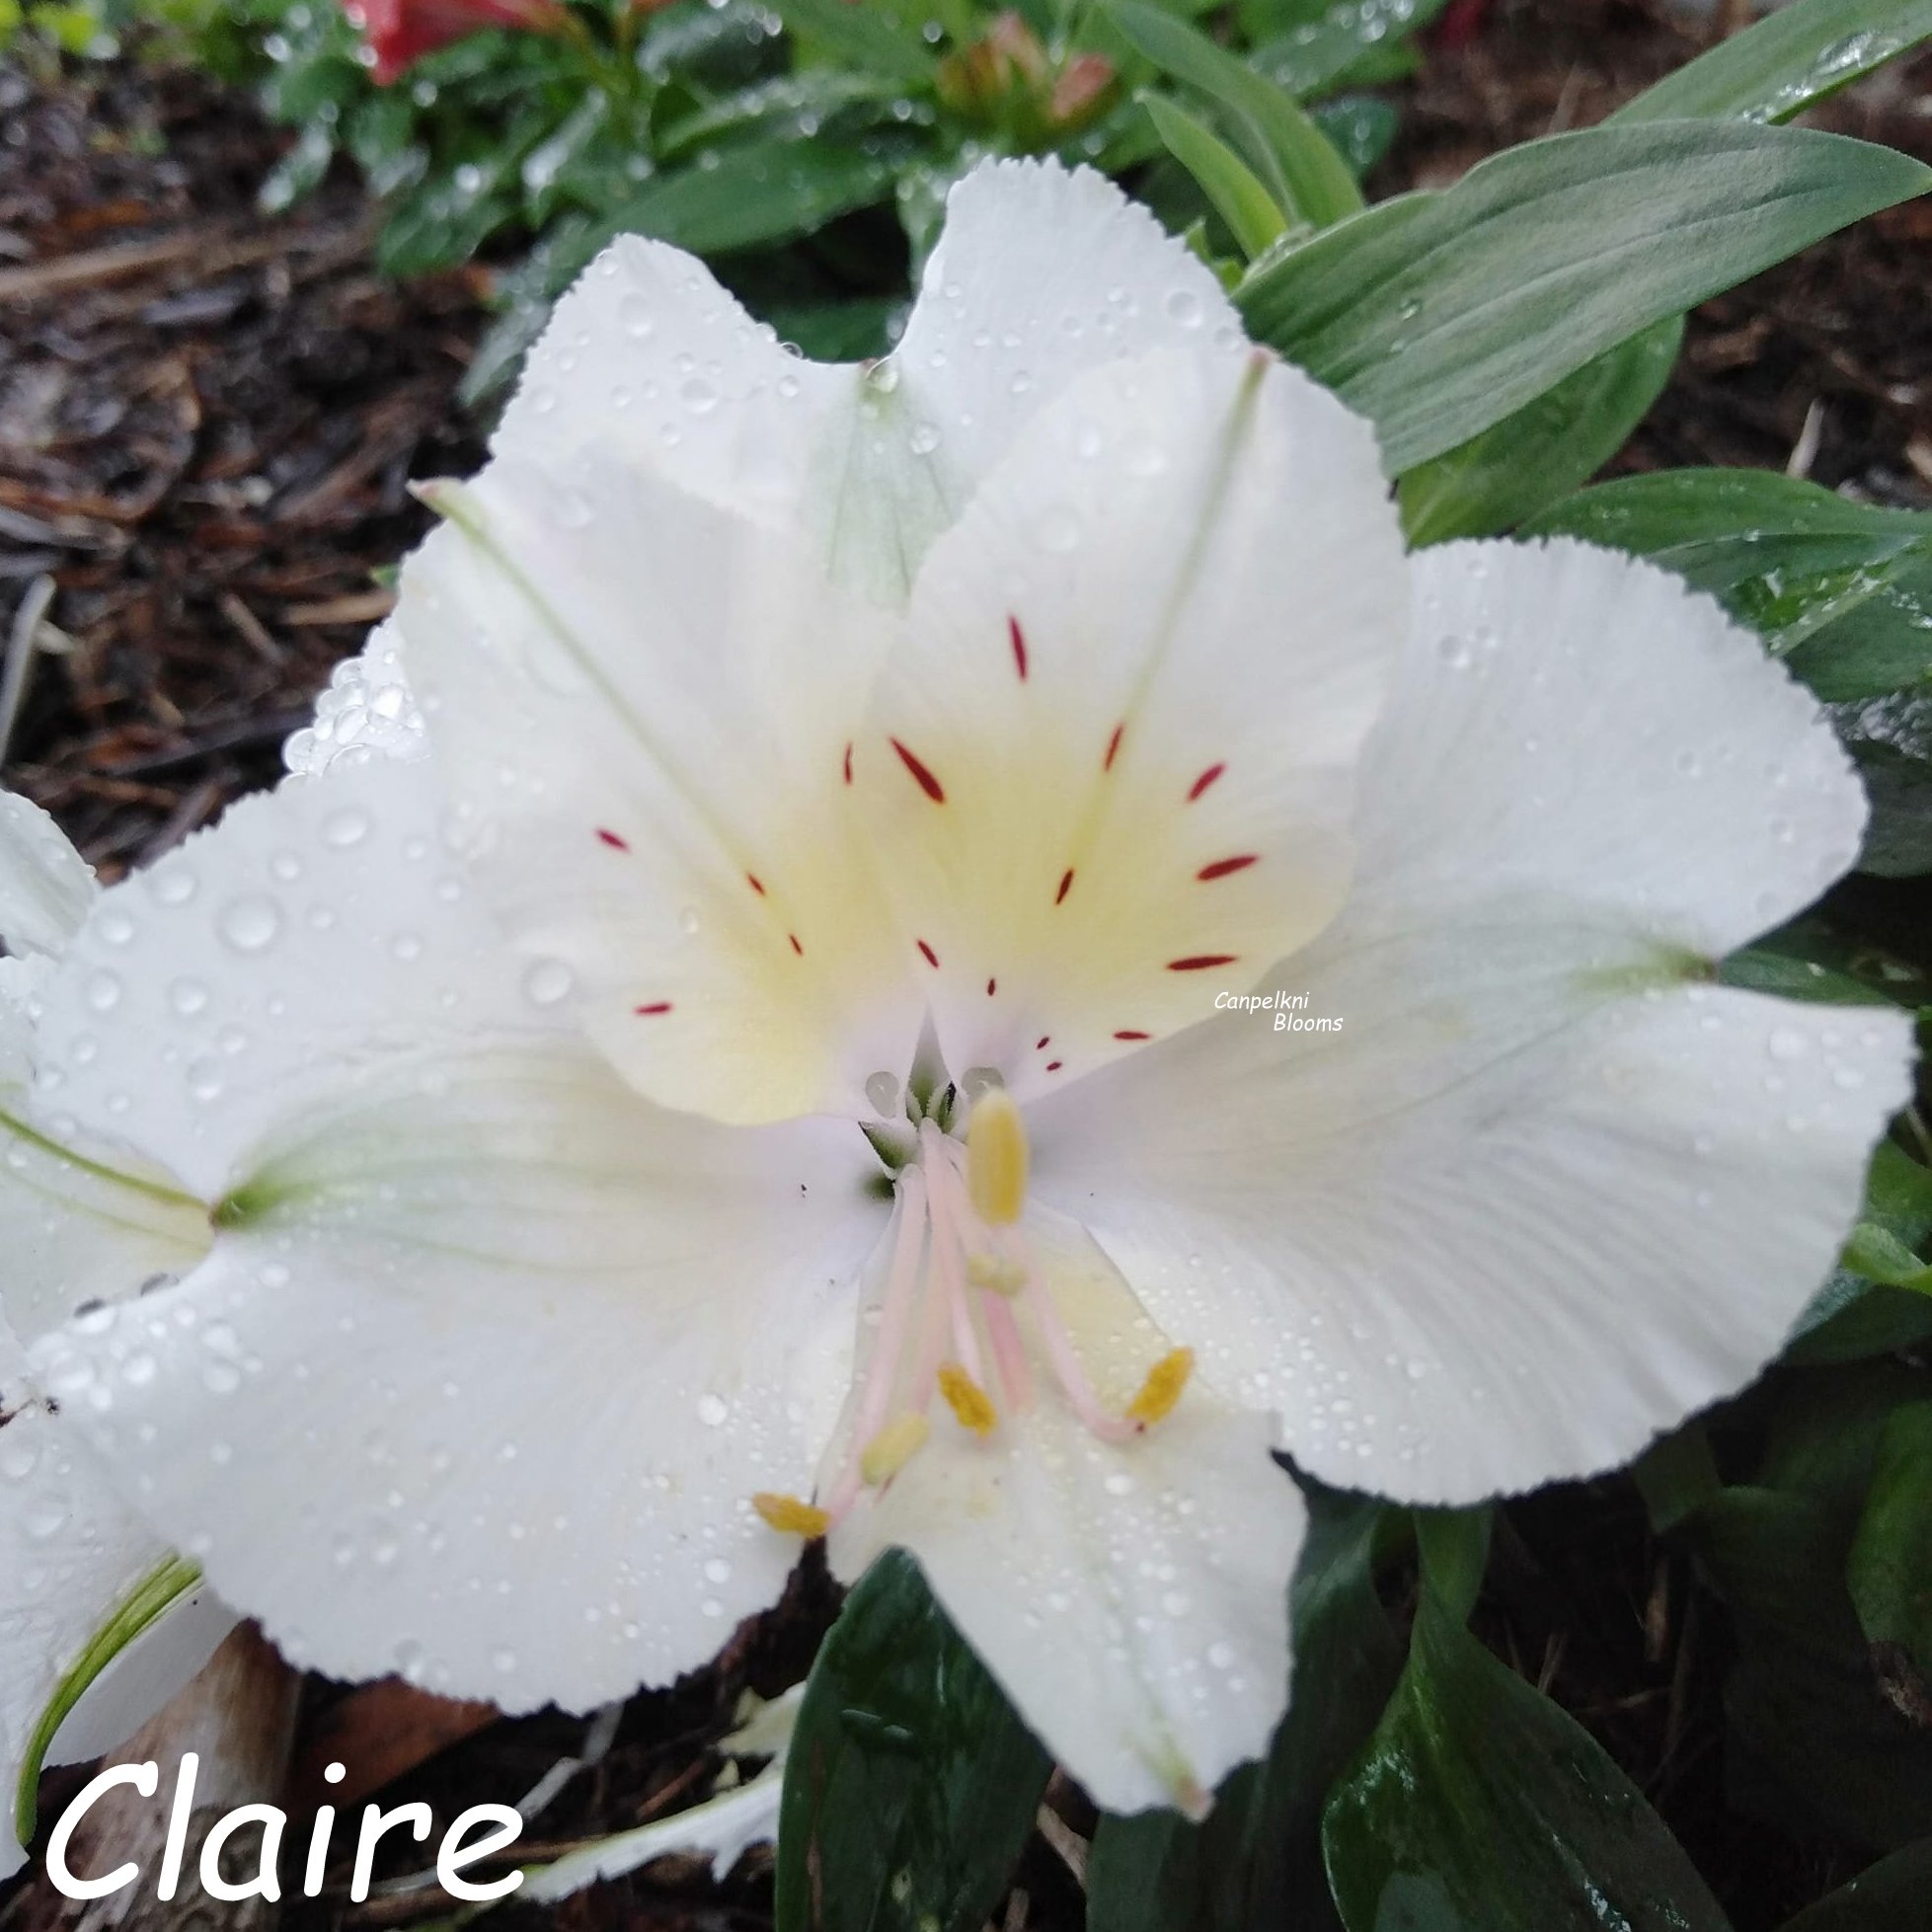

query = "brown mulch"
[2,4,1931,1929]
[0,61,486,879]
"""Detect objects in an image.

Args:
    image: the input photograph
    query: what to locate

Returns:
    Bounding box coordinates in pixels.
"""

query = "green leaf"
[1779,1838,1932,1931]
[1310,95,1397,182]
[1524,470,1932,702]
[15,1555,201,1848]
[1614,0,1932,127]
[773,1551,1050,1932]
[1787,1276,1932,1365]
[1830,693,1932,877]
[1087,1491,1403,1932]
[656,70,906,163]
[1702,1488,1932,1852]
[763,0,936,83]
[1400,318,1682,544]
[1108,0,1363,228]
[1253,0,1452,102]
[1413,1507,1490,1624]
[1723,917,1932,1009]
[1142,93,1290,259]
[1237,121,1932,473]
[1849,1400,1932,1686]
[1321,1591,1732,1932]
[765,296,901,361]
[607,138,906,258]
[1633,1423,1723,1535]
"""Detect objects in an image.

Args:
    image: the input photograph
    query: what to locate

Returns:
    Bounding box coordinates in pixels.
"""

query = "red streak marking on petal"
[1188,763,1226,803]
[1103,724,1123,772]
[986,978,997,997]
[1113,1030,1150,1041]
[1055,868,1074,905]
[917,939,940,968]
[891,738,946,804]
[789,934,804,957]
[1167,954,1237,972]
[1044,1060,1063,1072]
[747,873,766,896]
[1036,1036,1050,1051]
[1198,854,1258,882]
[635,1001,673,1016]
[843,742,854,785]
[595,828,630,852]
[1009,616,1029,681]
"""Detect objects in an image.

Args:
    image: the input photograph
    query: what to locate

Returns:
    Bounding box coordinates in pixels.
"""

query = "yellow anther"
[860,1411,931,1486]
[966,1252,1028,1296]
[938,1363,999,1435]
[751,1493,831,1539]
[967,1087,1029,1226]
[1126,1348,1196,1429]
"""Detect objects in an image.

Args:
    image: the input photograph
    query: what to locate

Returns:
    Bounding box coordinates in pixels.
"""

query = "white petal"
[281,620,427,778]
[828,1388,1301,1816]
[1030,539,1914,1502]
[1351,538,1868,954]
[31,757,537,1201]
[395,460,922,1125]
[0,791,95,960]
[0,998,206,1350]
[493,159,1239,600]
[0,1328,231,1880]
[33,1038,882,1713]
[26,751,883,1709]
[863,348,1403,1097]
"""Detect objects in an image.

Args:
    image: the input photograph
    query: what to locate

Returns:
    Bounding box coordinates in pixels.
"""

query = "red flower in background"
[1434,0,1491,49]
[345,0,570,85]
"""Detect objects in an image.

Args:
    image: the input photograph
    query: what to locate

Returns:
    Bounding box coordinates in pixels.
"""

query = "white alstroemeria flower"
[0,798,234,1876]
[19,161,1915,1818]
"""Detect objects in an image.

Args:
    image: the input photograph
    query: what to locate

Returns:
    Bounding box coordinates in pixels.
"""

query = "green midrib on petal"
[14,1553,203,1848]
[0,1100,204,1218]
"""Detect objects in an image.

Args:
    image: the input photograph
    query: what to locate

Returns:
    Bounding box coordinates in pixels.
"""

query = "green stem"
[14,1554,203,1849]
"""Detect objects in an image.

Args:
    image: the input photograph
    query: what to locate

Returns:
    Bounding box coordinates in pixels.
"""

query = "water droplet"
[522,960,576,1008]
[619,292,656,340]
[323,808,372,849]
[219,896,282,954]
[696,1393,730,1428]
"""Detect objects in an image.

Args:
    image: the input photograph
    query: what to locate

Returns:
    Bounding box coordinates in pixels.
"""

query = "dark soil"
[1,3,1929,1928]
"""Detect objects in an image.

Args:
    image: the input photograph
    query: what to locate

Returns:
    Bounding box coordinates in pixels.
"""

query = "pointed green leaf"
[1253,0,1452,102]
[762,0,936,83]
[1143,93,1291,259]
[1108,0,1364,227]
[1848,1400,1932,1684]
[1779,1839,1932,1931]
[1238,121,1932,472]
[1400,317,1682,543]
[1322,1591,1733,1932]
[774,1552,1050,1932]
[1615,0,1932,127]
[1702,1488,1932,1852]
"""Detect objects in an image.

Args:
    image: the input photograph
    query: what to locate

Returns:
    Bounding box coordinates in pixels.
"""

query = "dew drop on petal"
[522,959,576,1008]
[218,896,282,954]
